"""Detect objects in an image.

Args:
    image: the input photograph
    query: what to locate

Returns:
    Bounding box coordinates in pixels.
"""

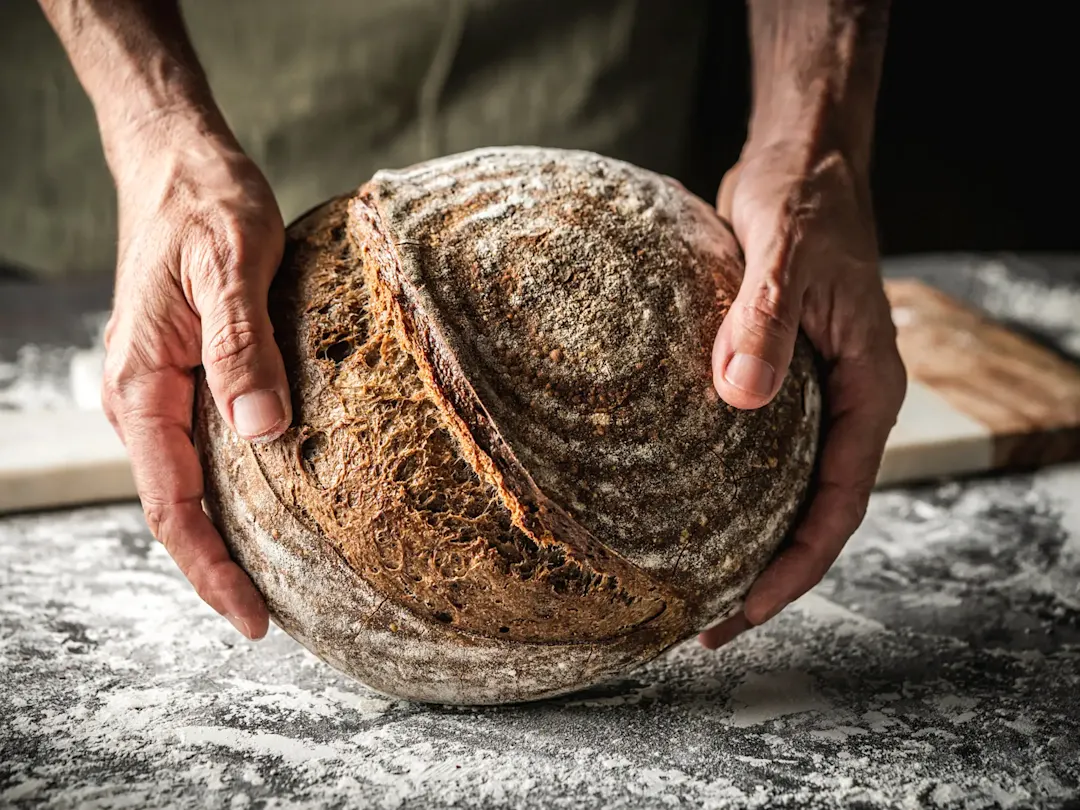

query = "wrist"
[742,89,874,182]
[100,97,239,187]
[744,0,889,178]
[38,0,235,182]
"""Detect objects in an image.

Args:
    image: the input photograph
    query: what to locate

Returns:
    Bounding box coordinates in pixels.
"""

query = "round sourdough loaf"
[195,147,821,705]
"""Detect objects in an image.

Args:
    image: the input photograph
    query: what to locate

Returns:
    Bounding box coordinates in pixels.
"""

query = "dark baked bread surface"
[196,147,821,704]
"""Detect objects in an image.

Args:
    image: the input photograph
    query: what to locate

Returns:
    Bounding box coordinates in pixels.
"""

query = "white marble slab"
[877,380,993,487]
[0,407,134,514]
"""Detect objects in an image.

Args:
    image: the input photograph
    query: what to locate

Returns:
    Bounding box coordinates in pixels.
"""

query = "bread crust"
[196,147,821,704]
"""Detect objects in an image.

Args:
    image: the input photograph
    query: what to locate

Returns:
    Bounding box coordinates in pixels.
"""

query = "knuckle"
[868,341,908,419]
[217,216,250,277]
[100,384,121,432]
[100,371,122,413]
[141,497,188,550]
[738,288,799,341]
[822,480,873,534]
[840,488,874,542]
[100,344,141,409]
[102,314,119,350]
[141,499,170,546]
[807,558,835,592]
[184,215,250,289]
[100,353,179,439]
[885,355,908,412]
[142,502,205,598]
[101,359,136,422]
[204,318,263,372]
[802,564,829,595]
[847,484,874,520]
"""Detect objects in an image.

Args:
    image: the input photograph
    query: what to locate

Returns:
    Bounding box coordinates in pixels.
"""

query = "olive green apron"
[0,0,708,279]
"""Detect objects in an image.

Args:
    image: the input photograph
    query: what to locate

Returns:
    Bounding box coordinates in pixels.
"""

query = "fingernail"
[724,353,775,398]
[232,390,286,440]
[226,613,253,639]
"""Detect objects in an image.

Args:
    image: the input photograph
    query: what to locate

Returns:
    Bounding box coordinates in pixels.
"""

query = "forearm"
[744,0,890,176]
[37,0,230,176]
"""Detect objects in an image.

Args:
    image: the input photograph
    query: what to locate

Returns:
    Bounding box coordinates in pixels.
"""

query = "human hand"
[700,140,906,649]
[101,119,289,640]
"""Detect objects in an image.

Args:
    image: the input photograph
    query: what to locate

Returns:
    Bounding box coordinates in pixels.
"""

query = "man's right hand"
[101,118,290,639]
[37,0,293,638]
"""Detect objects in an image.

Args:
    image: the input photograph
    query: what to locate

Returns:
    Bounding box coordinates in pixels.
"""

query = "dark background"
[1,0,1072,283]
[688,3,1077,255]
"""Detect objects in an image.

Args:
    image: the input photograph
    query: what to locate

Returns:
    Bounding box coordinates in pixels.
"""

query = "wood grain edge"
[884,277,1080,471]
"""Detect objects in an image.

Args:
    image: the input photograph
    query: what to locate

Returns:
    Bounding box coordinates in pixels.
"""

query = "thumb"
[712,214,807,410]
[197,261,292,443]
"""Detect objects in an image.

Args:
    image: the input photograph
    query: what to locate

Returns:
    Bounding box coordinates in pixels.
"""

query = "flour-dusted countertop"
[1,256,1078,810]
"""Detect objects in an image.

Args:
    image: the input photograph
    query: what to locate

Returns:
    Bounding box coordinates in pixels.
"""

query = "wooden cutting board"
[877,278,1080,486]
[1,278,1079,513]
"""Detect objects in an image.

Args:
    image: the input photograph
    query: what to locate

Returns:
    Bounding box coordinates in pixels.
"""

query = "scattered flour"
[0,311,107,411]
[789,593,888,636]
[174,727,341,763]
[0,344,79,410]
[3,257,1080,808]
[975,258,1080,354]
[725,671,831,729]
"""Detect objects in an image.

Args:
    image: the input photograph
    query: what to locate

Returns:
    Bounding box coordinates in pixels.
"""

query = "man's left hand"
[700,139,906,649]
